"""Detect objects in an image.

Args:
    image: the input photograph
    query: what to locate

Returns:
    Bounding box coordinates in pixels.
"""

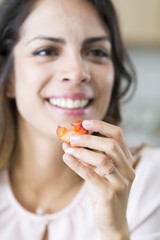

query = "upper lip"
[47,92,93,100]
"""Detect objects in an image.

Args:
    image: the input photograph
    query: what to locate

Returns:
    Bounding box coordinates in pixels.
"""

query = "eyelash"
[88,49,109,57]
[87,49,109,58]
[32,47,59,57]
[31,47,110,62]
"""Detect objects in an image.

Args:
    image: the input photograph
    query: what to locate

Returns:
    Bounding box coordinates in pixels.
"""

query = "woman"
[0,0,160,239]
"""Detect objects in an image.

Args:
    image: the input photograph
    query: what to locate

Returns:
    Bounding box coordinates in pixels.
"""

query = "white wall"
[120,47,160,147]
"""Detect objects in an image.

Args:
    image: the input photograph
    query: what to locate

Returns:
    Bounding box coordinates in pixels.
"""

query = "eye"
[32,47,59,57]
[87,49,109,58]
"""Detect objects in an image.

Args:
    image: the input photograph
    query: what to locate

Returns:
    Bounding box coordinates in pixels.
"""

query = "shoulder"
[127,147,160,232]
[131,146,160,194]
[140,146,160,161]
[135,147,160,179]
[134,147,160,199]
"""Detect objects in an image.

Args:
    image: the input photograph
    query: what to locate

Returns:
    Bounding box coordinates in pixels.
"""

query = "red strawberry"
[56,120,88,144]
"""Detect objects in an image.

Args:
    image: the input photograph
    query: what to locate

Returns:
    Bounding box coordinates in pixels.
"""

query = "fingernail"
[65,148,74,154]
[62,142,69,151]
[63,154,73,163]
[70,135,81,144]
[83,120,92,128]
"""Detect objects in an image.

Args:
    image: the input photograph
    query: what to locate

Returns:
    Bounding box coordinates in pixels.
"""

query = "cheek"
[12,62,40,115]
[97,62,115,96]
[93,63,115,118]
[105,62,115,85]
[13,58,48,98]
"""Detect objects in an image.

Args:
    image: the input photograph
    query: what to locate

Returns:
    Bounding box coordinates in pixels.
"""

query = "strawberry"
[56,120,88,144]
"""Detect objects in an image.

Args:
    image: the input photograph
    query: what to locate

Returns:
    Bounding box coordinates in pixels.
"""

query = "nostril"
[60,70,91,84]
[61,77,88,83]
[62,78,70,82]
[81,78,88,83]
[83,72,91,82]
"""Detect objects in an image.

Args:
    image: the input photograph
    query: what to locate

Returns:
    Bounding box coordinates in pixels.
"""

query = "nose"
[58,54,91,85]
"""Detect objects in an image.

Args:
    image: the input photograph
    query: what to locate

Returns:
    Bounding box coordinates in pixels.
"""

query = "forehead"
[20,0,109,42]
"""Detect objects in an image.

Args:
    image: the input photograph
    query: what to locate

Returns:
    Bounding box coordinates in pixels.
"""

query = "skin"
[8,0,135,239]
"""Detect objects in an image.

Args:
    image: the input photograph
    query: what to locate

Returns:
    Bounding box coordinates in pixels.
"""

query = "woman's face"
[11,0,114,139]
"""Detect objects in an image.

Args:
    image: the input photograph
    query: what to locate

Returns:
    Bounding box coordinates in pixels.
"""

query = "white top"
[0,147,160,240]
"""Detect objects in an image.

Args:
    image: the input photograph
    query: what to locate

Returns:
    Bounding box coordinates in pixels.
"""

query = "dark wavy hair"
[0,0,136,168]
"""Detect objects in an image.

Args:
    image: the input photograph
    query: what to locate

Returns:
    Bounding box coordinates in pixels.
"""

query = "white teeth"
[49,98,89,109]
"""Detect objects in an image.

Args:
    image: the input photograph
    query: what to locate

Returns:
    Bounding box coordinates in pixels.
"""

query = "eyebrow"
[83,36,110,45]
[26,35,110,46]
[26,36,65,45]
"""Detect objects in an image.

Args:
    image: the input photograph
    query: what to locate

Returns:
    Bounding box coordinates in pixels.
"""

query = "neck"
[9,123,83,214]
[10,133,82,188]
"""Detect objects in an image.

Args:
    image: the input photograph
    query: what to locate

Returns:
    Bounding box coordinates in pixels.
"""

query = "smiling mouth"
[48,98,92,109]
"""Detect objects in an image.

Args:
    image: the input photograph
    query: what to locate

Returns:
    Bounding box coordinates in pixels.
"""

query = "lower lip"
[47,101,92,116]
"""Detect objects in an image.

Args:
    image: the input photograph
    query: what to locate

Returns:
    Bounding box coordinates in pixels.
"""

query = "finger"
[103,168,132,194]
[63,143,97,170]
[70,134,129,168]
[82,120,132,160]
[63,153,128,189]
[63,153,104,183]
[64,146,114,176]
[62,142,70,151]
[69,135,134,180]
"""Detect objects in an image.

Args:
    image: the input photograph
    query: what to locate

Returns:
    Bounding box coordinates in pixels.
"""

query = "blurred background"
[113,0,160,147]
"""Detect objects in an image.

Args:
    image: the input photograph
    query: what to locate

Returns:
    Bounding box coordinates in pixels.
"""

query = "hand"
[63,120,135,239]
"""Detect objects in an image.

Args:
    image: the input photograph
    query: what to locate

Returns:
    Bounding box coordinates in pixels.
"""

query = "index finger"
[82,120,132,160]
